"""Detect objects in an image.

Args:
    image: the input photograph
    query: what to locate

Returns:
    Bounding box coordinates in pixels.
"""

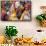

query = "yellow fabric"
[42,38,46,42]
[9,9,17,20]
[20,10,29,20]
[0,36,5,44]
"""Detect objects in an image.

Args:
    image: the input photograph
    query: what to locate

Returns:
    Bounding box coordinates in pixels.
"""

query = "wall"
[0,0,46,42]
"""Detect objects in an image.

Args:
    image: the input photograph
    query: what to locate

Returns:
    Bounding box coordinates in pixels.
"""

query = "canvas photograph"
[1,0,31,21]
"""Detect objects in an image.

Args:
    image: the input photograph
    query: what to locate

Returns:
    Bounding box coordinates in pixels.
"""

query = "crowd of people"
[1,0,31,21]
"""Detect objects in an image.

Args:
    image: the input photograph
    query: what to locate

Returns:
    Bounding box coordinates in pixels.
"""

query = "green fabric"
[36,14,46,21]
[5,26,18,38]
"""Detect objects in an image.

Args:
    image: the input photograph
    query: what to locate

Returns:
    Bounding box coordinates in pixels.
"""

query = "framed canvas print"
[1,0,31,21]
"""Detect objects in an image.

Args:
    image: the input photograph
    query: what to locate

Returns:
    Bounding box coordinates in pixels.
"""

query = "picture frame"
[1,0,31,21]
